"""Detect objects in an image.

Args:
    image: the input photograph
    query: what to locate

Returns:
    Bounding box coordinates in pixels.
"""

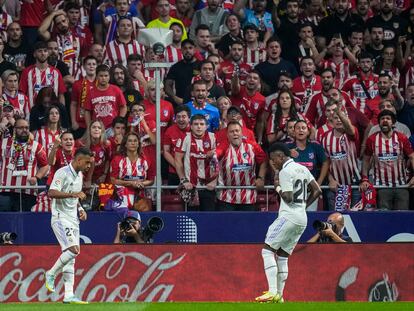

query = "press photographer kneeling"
[308,212,352,243]
[114,210,164,244]
[114,210,145,244]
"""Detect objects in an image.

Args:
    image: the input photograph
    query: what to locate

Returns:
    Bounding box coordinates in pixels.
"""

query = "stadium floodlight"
[138,28,172,211]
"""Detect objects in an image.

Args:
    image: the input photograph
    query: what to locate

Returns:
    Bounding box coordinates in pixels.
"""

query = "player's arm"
[275,170,293,203]
[49,170,86,199]
[306,179,322,208]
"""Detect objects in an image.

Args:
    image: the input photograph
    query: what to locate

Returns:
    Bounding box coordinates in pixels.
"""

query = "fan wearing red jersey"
[361,110,414,210]
[219,40,252,95]
[0,119,49,211]
[103,17,145,67]
[213,121,267,211]
[38,10,86,79]
[70,56,97,139]
[163,105,191,186]
[1,70,30,119]
[321,107,361,210]
[84,65,127,133]
[19,41,66,108]
[342,52,379,113]
[291,57,322,112]
[175,114,217,211]
[110,132,155,209]
[231,70,266,143]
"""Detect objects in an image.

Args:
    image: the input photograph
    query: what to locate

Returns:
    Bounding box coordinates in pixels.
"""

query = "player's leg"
[256,217,289,302]
[275,249,289,301]
[275,223,307,301]
[62,245,87,304]
[46,220,79,293]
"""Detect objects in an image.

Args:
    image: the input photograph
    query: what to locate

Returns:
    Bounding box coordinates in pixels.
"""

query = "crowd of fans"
[0,0,413,212]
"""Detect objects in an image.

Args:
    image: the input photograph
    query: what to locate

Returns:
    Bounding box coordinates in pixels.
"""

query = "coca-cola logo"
[0,251,186,302]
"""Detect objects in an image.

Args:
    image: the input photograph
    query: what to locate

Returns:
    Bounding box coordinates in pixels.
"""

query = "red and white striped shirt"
[244,46,266,67]
[104,15,144,45]
[219,60,251,93]
[401,60,414,92]
[19,65,66,108]
[2,92,30,119]
[177,132,217,186]
[33,128,63,158]
[321,59,350,88]
[316,123,332,143]
[143,67,166,82]
[103,39,145,67]
[55,32,82,79]
[342,73,379,113]
[217,140,266,204]
[0,137,48,195]
[0,11,12,41]
[110,154,155,206]
[365,131,413,187]
[303,91,329,127]
[163,124,190,174]
[321,128,361,185]
[164,45,183,64]
[291,75,322,112]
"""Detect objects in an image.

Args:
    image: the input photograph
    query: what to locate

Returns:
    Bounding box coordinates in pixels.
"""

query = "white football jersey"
[50,163,83,223]
[278,159,315,226]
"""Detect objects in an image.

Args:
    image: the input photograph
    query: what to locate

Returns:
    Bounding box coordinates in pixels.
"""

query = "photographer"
[114,210,145,244]
[308,212,352,243]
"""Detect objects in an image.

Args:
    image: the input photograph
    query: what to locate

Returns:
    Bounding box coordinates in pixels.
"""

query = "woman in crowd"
[217,95,232,129]
[33,105,65,158]
[29,86,69,131]
[77,120,111,185]
[110,132,155,209]
[267,90,314,144]
[287,120,330,211]
[128,102,156,161]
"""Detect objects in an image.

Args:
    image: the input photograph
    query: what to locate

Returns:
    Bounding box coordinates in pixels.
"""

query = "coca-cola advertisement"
[0,243,413,302]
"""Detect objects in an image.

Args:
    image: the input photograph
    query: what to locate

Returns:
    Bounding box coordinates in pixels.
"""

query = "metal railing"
[0,184,410,212]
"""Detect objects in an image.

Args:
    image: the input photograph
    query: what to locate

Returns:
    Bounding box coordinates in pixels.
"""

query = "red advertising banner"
[0,244,413,302]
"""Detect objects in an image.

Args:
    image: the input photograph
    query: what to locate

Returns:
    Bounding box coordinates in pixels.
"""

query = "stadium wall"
[0,244,413,302]
[1,211,414,244]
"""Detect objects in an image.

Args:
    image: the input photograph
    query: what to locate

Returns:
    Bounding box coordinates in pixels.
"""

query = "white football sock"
[261,248,278,295]
[62,258,75,299]
[48,250,77,276]
[276,256,289,297]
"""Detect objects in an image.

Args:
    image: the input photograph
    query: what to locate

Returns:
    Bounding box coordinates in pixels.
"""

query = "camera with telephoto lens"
[142,217,164,243]
[120,218,136,231]
[0,232,17,244]
[313,220,337,232]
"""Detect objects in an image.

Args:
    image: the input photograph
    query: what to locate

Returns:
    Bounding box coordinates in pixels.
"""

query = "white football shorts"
[51,217,80,251]
[264,216,306,255]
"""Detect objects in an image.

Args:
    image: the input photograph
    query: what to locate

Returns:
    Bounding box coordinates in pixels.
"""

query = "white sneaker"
[44,271,55,293]
[63,296,88,304]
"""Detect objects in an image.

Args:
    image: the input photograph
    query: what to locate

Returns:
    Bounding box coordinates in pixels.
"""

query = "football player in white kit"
[256,143,322,303]
[44,147,93,304]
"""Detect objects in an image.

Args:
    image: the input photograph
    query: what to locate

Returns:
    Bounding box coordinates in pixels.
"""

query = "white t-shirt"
[50,163,83,223]
[278,159,315,226]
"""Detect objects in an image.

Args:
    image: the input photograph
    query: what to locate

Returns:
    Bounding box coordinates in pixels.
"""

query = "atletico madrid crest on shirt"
[309,152,314,159]
[204,141,210,148]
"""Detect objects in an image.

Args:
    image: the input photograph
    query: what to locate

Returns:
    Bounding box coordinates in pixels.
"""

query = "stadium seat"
[162,194,184,211]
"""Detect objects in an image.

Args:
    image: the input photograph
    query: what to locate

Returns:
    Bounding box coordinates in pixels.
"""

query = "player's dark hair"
[169,22,184,32]
[195,24,210,35]
[268,142,291,157]
[192,79,207,90]
[200,60,215,71]
[127,54,143,63]
[75,147,93,158]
